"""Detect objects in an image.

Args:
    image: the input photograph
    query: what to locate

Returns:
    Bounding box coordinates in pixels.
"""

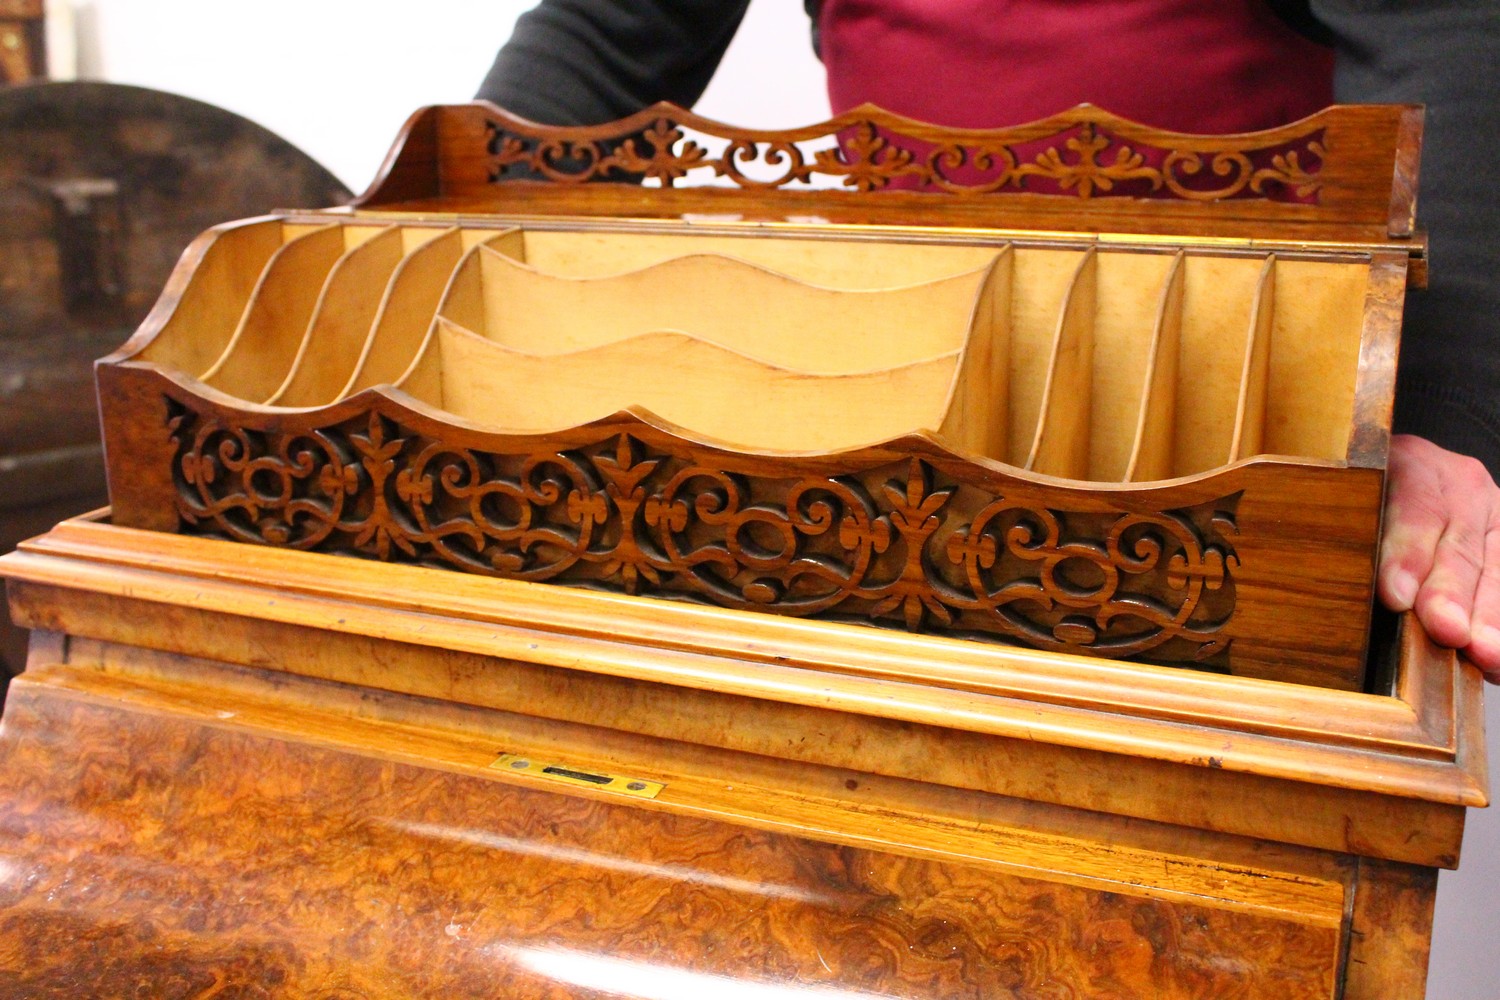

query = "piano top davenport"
[0,103,1486,999]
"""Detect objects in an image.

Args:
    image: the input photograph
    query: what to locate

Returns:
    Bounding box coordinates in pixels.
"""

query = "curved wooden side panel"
[97,363,1382,685]
[126,217,288,374]
[340,227,466,396]
[198,224,349,400]
[1026,249,1097,478]
[1124,253,1185,481]
[268,226,417,406]
[1230,256,1277,463]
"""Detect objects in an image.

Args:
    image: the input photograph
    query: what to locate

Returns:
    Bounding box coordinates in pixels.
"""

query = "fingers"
[1378,435,1500,681]
[1377,436,1445,614]
[1411,473,1488,650]
[1468,521,1500,681]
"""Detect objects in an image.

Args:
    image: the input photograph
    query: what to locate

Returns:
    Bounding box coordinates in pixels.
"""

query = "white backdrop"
[57,1,1496,994]
[58,0,829,190]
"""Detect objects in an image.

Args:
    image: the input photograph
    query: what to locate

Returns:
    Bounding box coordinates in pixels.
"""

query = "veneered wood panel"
[0,671,1345,1000]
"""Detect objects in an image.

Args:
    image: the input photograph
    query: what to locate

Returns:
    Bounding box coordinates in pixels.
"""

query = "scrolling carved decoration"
[167,398,1239,665]
[484,107,1326,204]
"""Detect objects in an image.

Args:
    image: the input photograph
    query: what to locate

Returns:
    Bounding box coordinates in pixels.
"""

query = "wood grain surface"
[0,662,1349,1000]
[2,515,1485,870]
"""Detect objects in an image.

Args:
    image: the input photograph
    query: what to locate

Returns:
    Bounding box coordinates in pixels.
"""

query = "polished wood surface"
[0,658,1350,999]
[0,513,1484,997]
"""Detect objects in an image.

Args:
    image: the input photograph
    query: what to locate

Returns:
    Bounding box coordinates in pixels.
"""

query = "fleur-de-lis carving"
[612,120,707,186]
[1014,126,1161,197]
[821,122,916,192]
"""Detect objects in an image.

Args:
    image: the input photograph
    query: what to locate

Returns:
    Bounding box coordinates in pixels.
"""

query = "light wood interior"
[499,228,1005,288]
[442,245,996,370]
[429,322,970,452]
[138,220,1373,479]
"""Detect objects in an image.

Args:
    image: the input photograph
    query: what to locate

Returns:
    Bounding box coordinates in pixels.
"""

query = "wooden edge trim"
[1388,106,1425,238]
[351,104,442,207]
[1396,615,1459,753]
[1,519,1485,806]
[1451,647,1492,809]
[1346,251,1408,468]
[16,515,1416,741]
[344,208,1417,258]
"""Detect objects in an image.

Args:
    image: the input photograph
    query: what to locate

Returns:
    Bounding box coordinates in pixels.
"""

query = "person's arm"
[1313,1,1500,677]
[476,0,752,125]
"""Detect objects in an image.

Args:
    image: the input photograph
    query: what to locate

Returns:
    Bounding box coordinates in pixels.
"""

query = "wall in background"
[62,0,828,190]
[54,1,1497,994]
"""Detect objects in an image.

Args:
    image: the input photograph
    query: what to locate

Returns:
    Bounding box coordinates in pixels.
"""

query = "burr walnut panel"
[0,674,1349,1000]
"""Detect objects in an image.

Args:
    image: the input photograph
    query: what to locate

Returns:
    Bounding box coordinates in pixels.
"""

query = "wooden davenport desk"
[0,104,1488,998]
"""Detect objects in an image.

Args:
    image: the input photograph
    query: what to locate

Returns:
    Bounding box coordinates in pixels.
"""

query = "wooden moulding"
[0,513,1486,872]
[355,101,1427,248]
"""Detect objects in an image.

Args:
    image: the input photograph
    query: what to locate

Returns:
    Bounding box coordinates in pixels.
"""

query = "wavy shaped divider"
[131,218,316,375]
[268,227,443,407]
[409,321,980,455]
[200,224,388,402]
[493,228,1008,289]
[444,244,1005,371]
[393,241,1015,458]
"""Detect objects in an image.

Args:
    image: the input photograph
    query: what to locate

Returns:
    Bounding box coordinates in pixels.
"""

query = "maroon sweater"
[820,0,1332,132]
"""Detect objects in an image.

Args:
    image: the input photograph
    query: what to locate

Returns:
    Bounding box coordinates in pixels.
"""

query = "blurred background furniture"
[0,80,349,686]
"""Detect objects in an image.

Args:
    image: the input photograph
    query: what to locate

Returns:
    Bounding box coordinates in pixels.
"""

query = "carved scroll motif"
[485,112,1326,204]
[168,400,1240,665]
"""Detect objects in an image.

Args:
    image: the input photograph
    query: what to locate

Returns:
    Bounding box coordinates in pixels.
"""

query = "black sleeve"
[475,0,752,126]
[1312,0,1500,475]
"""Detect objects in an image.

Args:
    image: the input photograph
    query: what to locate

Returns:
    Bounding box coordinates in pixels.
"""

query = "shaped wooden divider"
[338,228,513,397]
[132,219,290,376]
[427,324,967,453]
[497,228,1008,289]
[402,243,1014,455]
[1025,249,1097,479]
[1231,257,1277,464]
[118,218,1376,482]
[447,246,1000,370]
[1124,253,1185,482]
[269,227,441,407]
[199,225,382,402]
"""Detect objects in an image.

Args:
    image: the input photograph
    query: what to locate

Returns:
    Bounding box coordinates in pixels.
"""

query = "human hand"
[1377,434,1500,681]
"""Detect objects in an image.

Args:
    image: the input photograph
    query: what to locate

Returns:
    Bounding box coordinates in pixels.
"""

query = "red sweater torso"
[820,0,1334,132]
